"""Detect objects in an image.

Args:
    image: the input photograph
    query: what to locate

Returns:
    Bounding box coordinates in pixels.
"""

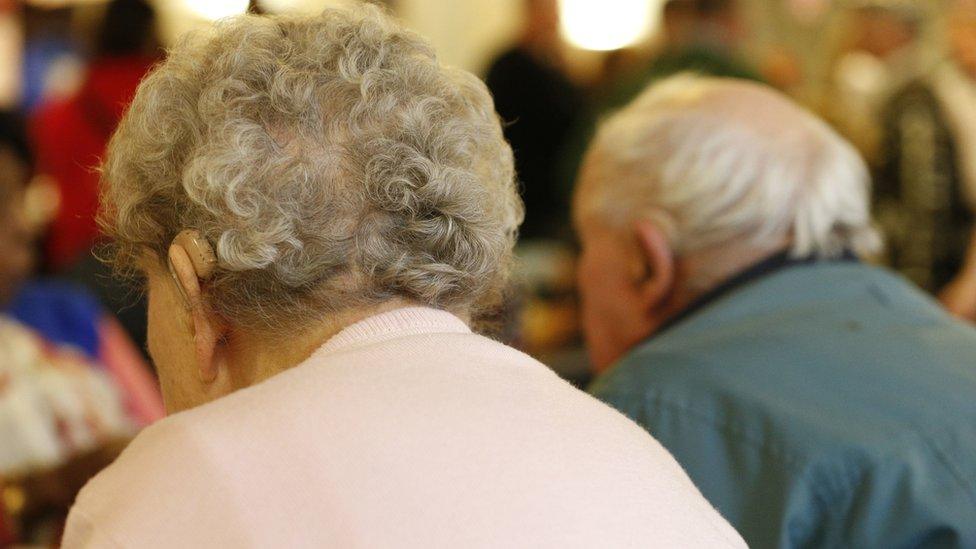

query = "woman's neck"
[225,299,418,390]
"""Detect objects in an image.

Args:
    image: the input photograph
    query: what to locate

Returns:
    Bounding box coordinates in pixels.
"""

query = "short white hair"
[581,75,881,260]
[101,6,522,332]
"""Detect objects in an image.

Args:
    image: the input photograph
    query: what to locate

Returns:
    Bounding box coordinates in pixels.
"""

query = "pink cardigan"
[63,307,743,548]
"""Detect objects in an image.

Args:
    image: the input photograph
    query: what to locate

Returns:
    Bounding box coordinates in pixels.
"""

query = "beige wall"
[152,0,521,74]
[398,0,521,74]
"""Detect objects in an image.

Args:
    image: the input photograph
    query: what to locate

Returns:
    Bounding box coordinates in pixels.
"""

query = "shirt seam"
[629,391,858,546]
[906,428,976,510]
[628,391,806,473]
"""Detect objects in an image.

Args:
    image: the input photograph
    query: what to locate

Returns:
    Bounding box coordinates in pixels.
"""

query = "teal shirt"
[589,260,976,548]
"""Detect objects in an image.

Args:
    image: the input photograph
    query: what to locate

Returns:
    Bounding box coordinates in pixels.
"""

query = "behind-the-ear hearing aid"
[168,229,217,306]
[173,229,217,278]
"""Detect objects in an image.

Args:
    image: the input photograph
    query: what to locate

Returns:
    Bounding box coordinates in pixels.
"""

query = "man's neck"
[649,244,793,337]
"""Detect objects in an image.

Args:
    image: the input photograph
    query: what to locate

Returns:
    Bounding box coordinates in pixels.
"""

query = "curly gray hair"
[101,5,523,331]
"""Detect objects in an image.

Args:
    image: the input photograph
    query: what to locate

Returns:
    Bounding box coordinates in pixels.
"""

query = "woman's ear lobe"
[633,219,675,309]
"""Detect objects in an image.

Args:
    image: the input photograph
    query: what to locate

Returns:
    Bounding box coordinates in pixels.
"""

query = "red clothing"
[31,56,156,270]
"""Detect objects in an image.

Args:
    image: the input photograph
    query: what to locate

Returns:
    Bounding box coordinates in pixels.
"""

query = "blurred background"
[1,0,974,545]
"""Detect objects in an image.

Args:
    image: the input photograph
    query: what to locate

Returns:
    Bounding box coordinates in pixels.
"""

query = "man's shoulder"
[590,313,976,545]
[590,262,976,456]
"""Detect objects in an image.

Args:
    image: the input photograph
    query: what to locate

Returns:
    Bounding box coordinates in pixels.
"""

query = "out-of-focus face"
[662,4,697,47]
[526,0,560,45]
[145,265,204,413]
[0,149,35,307]
[949,10,976,79]
[852,10,917,59]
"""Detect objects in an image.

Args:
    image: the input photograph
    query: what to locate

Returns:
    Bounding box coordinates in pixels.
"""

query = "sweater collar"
[316,307,471,356]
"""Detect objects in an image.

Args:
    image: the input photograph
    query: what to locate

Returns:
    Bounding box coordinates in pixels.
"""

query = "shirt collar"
[652,249,858,339]
[315,306,471,356]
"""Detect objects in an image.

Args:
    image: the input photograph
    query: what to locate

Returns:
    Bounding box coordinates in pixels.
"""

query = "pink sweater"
[63,307,744,548]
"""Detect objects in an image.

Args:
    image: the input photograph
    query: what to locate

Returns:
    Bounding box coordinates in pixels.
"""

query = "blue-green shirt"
[589,257,976,548]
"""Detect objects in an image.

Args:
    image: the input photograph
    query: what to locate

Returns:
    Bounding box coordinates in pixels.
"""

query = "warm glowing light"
[258,0,309,13]
[257,0,353,14]
[559,0,656,51]
[183,0,250,20]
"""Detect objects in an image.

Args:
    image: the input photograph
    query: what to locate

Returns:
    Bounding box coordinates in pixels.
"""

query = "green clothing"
[590,259,976,548]
[604,46,761,112]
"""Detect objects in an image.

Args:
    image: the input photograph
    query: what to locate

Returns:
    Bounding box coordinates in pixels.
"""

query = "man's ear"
[168,244,223,383]
[632,219,675,310]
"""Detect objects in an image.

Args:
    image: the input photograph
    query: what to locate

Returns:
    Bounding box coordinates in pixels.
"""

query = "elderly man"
[578,75,976,547]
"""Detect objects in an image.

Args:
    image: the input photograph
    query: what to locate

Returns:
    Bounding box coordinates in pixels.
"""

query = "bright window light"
[183,0,250,21]
[559,0,656,51]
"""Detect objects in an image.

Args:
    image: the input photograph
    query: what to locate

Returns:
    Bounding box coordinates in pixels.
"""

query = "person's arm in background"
[97,315,165,425]
[939,229,976,320]
[7,280,165,425]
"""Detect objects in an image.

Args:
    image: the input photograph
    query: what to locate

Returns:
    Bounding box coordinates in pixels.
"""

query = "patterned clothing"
[0,316,133,476]
[877,66,976,291]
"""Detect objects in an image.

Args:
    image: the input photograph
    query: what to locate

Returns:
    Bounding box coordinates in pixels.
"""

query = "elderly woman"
[61,7,743,548]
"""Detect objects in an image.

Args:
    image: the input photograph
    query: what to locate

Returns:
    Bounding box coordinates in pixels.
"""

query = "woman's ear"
[632,219,675,310]
[168,244,224,384]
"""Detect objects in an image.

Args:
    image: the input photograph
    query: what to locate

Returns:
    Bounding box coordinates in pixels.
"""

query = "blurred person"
[31,0,159,272]
[0,112,35,309]
[0,316,133,544]
[61,8,745,548]
[932,1,976,318]
[561,0,760,198]
[877,0,976,316]
[758,46,803,94]
[604,0,759,109]
[831,1,923,164]
[0,110,163,426]
[651,0,753,78]
[485,0,584,241]
[0,112,158,545]
[30,0,159,351]
[21,5,83,111]
[578,75,976,547]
